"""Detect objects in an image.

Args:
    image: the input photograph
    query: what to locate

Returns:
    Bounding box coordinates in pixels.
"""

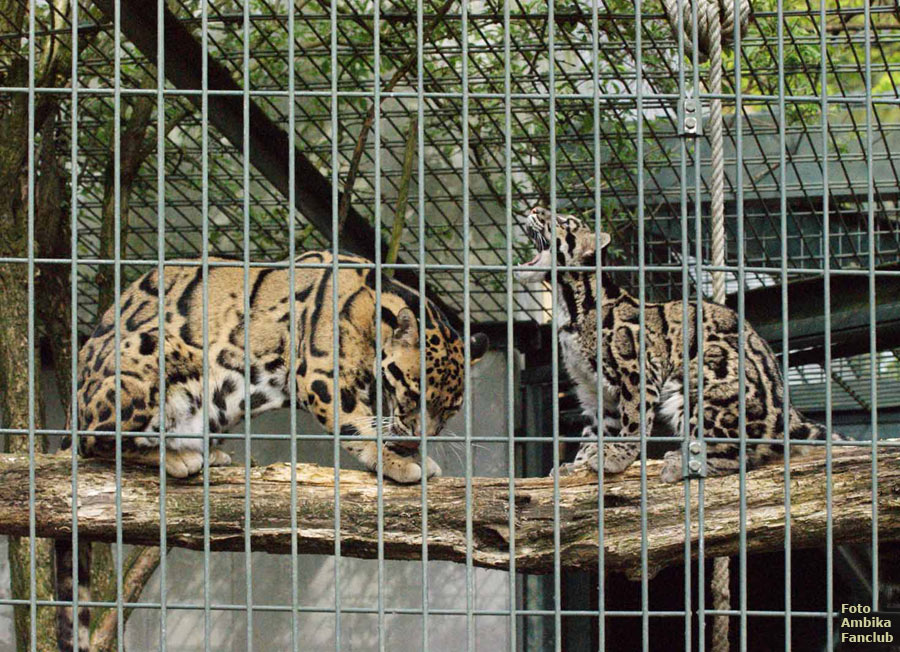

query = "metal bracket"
[685,439,707,479]
[679,95,702,137]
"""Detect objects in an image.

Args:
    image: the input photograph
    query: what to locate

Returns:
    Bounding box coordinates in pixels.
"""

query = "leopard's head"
[382,308,488,446]
[516,206,611,284]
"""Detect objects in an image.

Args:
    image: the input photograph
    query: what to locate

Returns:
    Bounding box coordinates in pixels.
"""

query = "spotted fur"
[517,206,842,482]
[73,251,487,484]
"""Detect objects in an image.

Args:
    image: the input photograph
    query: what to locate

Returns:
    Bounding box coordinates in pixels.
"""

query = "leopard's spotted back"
[75,250,485,482]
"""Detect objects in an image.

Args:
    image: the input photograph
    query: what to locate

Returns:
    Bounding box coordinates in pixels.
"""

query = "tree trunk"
[0,92,59,652]
[89,546,162,652]
[0,261,58,651]
[0,449,893,578]
[0,1,70,647]
[35,111,72,414]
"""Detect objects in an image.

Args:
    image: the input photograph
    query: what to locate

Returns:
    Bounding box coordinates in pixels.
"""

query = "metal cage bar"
[0,0,892,649]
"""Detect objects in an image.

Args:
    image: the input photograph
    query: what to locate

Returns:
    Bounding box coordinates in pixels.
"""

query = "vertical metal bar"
[240,0,254,645]
[329,0,343,644]
[373,0,386,644]
[111,0,125,644]
[545,0,563,645]
[732,4,748,646]
[818,0,834,645]
[200,0,212,646]
[69,4,81,649]
[415,0,430,645]
[286,0,300,648]
[674,0,692,647]
[546,0,563,645]
[461,0,475,647]
[25,1,37,648]
[776,0,791,646]
[503,0,516,641]
[690,0,706,643]
[155,0,169,645]
[590,0,606,643]
[863,0,879,614]
[634,1,649,647]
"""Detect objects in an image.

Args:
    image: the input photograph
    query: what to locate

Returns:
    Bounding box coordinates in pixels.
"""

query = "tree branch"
[384,113,417,277]
[0,449,896,578]
[89,546,162,652]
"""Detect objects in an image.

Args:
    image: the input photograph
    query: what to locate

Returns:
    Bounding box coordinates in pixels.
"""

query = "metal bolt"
[689,459,701,473]
[689,441,701,455]
[685,116,697,130]
[684,99,696,112]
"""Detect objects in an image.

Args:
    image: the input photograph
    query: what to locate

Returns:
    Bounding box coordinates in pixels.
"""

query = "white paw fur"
[659,450,683,484]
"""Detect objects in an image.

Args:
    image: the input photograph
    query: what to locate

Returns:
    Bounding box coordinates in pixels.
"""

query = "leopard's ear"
[469,332,489,364]
[392,308,419,347]
[582,231,612,262]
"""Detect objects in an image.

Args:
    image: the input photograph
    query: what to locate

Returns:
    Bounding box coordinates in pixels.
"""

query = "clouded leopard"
[73,250,488,483]
[516,206,841,482]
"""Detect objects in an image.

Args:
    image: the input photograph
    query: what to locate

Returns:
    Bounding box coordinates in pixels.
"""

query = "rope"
[659,1,751,650]
[711,556,731,651]
[661,0,750,61]
[706,5,730,645]
[706,0,726,305]
[702,5,734,649]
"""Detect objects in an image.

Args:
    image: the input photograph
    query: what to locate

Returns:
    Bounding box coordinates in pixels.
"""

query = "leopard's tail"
[55,538,91,652]
[788,407,846,444]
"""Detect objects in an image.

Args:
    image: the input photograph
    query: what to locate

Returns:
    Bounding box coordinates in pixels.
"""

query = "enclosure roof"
[0,0,896,414]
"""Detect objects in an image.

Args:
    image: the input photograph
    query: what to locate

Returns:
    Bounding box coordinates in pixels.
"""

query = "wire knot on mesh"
[661,0,751,59]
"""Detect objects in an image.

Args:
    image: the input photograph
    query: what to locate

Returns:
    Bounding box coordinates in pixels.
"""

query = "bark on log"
[0,449,896,578]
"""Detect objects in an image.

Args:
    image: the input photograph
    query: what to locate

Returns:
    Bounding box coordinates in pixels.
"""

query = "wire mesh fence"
[0,0,895,649]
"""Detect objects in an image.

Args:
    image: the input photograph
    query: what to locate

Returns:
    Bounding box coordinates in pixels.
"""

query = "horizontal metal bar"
[1,85,897,105]
[15,427,898,446]
[0,597,842,619]
[12,257,900,279]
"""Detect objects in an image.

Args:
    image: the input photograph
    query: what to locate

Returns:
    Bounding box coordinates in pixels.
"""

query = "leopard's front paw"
[164,449,204,478]
[550,461,594,478]
[385,459,423,484]
[573,442,599,473]
[603,443,638,475]
[659,450,683,483]
[424,456,442,479]
[209,448,232,467]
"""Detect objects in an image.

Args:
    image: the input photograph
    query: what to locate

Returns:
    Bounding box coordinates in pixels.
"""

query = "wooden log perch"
[0,450,897,578]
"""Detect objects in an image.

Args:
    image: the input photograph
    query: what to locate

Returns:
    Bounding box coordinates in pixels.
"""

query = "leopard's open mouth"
[521,218,550,268]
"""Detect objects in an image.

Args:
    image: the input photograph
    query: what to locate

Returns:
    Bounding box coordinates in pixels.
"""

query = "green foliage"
[10,0,887,305]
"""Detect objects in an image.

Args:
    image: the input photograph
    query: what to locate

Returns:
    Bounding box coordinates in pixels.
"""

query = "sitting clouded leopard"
[73,250,488,483]
[516,206,841,482]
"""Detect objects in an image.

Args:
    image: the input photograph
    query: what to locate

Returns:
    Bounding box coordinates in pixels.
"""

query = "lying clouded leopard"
[73,251,488,483]
[517,206,841,482]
